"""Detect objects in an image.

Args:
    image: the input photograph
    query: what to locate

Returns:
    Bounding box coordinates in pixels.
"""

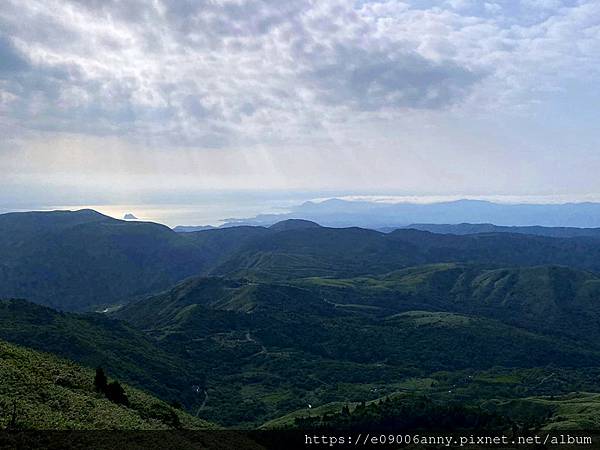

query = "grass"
[0,339,215,430]
[531,393,600,430]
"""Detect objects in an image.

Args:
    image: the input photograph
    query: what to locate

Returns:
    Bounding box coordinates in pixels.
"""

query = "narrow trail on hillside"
[195,389,209,417]
[245,331,267,356]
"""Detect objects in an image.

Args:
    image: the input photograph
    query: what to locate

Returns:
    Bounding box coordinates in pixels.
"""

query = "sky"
[1,0,600,215]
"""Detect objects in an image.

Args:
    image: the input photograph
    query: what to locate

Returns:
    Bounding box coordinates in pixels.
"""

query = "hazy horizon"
[7,193,600,227]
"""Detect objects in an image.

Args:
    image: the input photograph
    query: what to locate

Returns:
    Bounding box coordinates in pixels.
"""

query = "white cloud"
[0,0,599,197]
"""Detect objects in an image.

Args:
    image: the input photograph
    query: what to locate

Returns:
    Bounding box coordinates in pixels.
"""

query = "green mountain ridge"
[297,263,600,343]
[110,265,600,426]
[7,209,600,311]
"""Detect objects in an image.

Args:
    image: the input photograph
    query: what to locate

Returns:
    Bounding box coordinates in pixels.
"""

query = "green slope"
[265,379,600,431]
[0,210,274,312]
[114,274,600,426]
[0,339,214,430]
[5,263,600,427]
[6,209,600,311]
[0,210,211,311]
[0,299,205,410]
[297,263,600,343]
[212,226,600,281]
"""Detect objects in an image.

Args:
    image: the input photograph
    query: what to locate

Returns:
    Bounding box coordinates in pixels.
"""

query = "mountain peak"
[269,219,322,231]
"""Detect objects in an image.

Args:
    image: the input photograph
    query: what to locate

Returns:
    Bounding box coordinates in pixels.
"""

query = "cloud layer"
[1,0,599,197]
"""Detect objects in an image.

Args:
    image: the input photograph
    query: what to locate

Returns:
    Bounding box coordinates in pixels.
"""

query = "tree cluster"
[94,367,129,406]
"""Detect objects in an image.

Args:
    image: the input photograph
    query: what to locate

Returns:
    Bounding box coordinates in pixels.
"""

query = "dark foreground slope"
[0,339,213,429]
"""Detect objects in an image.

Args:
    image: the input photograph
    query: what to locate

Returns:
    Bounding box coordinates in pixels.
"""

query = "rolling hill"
[296,263,600,339]
[0,210,212,311]
[6,209,600,311]
[112,267,600,426]
[208,226,600,282]
[5,209,600,429]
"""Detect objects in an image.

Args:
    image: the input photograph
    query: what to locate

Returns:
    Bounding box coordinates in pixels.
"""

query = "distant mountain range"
[393,222,600,238]
[5,209,600,311]
[198,198,600,229]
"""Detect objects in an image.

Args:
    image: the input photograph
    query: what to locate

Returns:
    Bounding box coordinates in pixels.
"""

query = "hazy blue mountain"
[220,198,600,229]
[396,223,600,238]
[268,219,322,231]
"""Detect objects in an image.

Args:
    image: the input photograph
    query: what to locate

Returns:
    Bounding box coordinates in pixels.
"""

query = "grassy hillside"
[5,263,600,427]
[0,210,269,312]
[264,377,600,431]
[0,339,214,430]
[210,226,600,281]
[297,263,600,342]
[113,273,600,427]
[0,299,205,410]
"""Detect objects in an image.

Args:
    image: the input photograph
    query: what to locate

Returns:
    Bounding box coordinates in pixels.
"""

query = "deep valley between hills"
[4,210,600,431]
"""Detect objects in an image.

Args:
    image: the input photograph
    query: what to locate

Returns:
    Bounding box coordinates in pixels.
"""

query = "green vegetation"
[7,262,600,428]
[0,339,214,429]
[292,396,512,431]
[5,209,600,312]
[266,375,600,431]
[111,268,600,427]
[4,210,600,431]
[0,299,206,410]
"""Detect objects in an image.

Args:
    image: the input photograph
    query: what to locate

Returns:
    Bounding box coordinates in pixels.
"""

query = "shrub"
[105,381,129,406]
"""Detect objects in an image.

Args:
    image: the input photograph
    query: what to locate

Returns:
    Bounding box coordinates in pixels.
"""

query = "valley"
[3,210,600,430]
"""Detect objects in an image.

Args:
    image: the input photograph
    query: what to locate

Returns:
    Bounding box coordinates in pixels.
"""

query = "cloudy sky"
[1,0,600,210]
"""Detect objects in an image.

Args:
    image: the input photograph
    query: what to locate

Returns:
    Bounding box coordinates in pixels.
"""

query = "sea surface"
[3,193,600,228]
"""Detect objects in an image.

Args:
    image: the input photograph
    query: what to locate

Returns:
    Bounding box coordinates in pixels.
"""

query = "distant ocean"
[0,201,293,228]
[4,193,600,228]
